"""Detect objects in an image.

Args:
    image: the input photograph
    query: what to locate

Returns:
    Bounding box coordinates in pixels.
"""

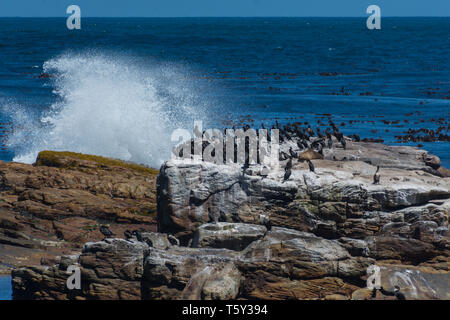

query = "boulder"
[192,222,266,250]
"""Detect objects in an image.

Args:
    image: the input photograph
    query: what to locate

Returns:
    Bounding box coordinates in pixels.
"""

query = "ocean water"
[0,276,12,300]
[0,17,449,168]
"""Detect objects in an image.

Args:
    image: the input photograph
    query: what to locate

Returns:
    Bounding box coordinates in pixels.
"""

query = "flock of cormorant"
[175,119,382,185]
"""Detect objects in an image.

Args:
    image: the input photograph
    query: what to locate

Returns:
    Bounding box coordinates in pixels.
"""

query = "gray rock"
[192,222,266,251]
[157,155,449,240]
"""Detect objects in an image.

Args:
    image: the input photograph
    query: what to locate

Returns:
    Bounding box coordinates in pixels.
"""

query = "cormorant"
[334,131,343,141]
[242,161,250,175]
[340,137,347,150]
[279,151,289,161]
[320,139,326,149]
[327,137,333,149]
[131,229,154,247]
[283,168,292,182]
[289,147,297,158]
[208,211,217,224]
[317,143,323,155]
[373,166,380,184]
[124,230,133,241]
[285,157,293,171]
[132,229,143,242]
[307,159,315,172]
[302,139,310,149]
[219,211,228,222]
[316,127,323,139]
[100,225,114,240]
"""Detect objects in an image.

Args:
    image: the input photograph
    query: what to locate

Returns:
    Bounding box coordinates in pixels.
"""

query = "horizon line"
[0,15,449,18]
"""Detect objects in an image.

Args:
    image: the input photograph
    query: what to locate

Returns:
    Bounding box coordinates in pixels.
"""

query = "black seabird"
[327,137,333,149]
[279,151,289,161]
[373,166,380,184]
[100,225,114,240]
[208,211,217,224]
[124,230,133,241]
[302,139,310,149]
[285,157,292,171]
[340,137,347,150]
[289,147,297,158]
[307,159,315,172]
[317,143,323,155]
[315,127,321,138]
[283,168,292,182]
[218,211,228,222]
[132,229,143,242]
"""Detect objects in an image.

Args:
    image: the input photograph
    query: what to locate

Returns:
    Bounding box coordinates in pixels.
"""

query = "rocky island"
[3,136,449,300]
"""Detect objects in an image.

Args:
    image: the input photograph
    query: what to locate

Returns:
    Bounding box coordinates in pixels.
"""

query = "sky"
[0,0,449,17]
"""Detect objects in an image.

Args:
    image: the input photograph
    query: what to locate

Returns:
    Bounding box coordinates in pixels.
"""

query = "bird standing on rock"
[208,211,218,224]
[340,137,347,150]
[317,143,323,155]
[289,147,297,158]
[307,159,315,172]
[285,157,292,171]
[373,166,380,184]
[100,225,114,240]
[279,151,289,161]
[283,168,292,182]
[124,230,133,241]
[133,229,147,243]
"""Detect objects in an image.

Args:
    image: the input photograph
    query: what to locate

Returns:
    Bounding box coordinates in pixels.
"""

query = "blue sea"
[0,17,449,299]
[0,276,12,300]
[0,17,449,167]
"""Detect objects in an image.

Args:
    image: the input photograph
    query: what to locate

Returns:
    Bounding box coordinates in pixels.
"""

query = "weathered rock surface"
[0,151,158,272]
[157,149,449,245]
[152,140,448,299]
[352,264,450,300]
[12,239,148,300]
[8,141,450,300]
[12,226,373,300]
[192,222,266,250]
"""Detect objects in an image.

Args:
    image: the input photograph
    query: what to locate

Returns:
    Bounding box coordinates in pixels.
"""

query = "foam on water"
[5,52,214,167]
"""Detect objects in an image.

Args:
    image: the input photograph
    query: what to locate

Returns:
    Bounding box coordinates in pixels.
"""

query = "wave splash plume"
[6,52,211,167]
